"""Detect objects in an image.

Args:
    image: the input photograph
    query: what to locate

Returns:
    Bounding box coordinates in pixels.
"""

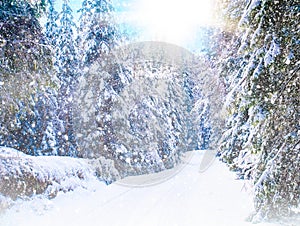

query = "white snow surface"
[0,147,96,193]
[0,151,280,226]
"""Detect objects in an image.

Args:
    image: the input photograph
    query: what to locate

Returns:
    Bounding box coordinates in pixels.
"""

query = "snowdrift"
[0,147,98,200]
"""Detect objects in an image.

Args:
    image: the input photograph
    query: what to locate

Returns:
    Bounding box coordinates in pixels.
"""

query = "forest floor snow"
[0,150,286,226]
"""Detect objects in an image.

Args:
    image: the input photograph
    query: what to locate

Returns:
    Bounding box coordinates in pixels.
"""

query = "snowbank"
[0,147,97,200]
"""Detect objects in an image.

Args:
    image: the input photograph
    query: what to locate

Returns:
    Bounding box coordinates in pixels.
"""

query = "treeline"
[216,0,299,220]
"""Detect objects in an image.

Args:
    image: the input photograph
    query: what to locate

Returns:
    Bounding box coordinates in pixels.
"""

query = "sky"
[53,0,216,51]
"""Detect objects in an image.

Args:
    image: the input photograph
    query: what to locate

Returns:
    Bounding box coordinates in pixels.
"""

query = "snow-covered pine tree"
[38,88,63,156]
[77,0,119,66]
[45,0,59,49]
[240,0,300,219]
[74,0,121,159]
[0,0,51,74]
[56,0,78,156]
[0,0,54,155]
[56,0,78,79]
[76,0,93,63]
[218,0,300,219]
[214,0,250,170]
[41,0,66,156]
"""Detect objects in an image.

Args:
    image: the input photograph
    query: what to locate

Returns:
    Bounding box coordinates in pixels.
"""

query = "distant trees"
[72,40,222,177]
[73,45,195,176]
[217,0,300,220]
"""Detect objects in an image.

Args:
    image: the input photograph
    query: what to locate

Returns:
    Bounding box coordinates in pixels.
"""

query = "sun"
[135,0,214,45]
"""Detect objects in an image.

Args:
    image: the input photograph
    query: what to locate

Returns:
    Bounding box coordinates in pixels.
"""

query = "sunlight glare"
[135,0,214,45]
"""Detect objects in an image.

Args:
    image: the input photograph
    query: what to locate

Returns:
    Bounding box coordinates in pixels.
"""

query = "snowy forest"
[0,0,299,225]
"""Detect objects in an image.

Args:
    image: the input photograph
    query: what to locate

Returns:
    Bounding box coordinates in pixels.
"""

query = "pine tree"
[77,0,119,66]
[0,0,54,155]
[0,0,51,74]
[56,0,78,79]
[74,0,121,159]
[45,0,59,48]
[55,0,78,156]
[218,0,300,219]
[243,0,300,218]
[38,88,63,156]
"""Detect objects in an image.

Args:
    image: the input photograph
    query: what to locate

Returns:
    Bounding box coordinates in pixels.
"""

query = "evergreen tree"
[0,0,54,155]
[218,0,300,219]
[77,0,119,66]
[38,88,63,156]
[0,0,51,74]
[74,0,121,159]
[55,0,78,156]
[56,0,78,79]
[45,0,59,48]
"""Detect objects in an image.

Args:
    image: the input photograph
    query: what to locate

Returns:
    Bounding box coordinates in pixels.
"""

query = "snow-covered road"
[0,151,278,226]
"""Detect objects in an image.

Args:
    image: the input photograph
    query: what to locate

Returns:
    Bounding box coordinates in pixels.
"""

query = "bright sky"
[128,0,214,45]
[55,0,215,47]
